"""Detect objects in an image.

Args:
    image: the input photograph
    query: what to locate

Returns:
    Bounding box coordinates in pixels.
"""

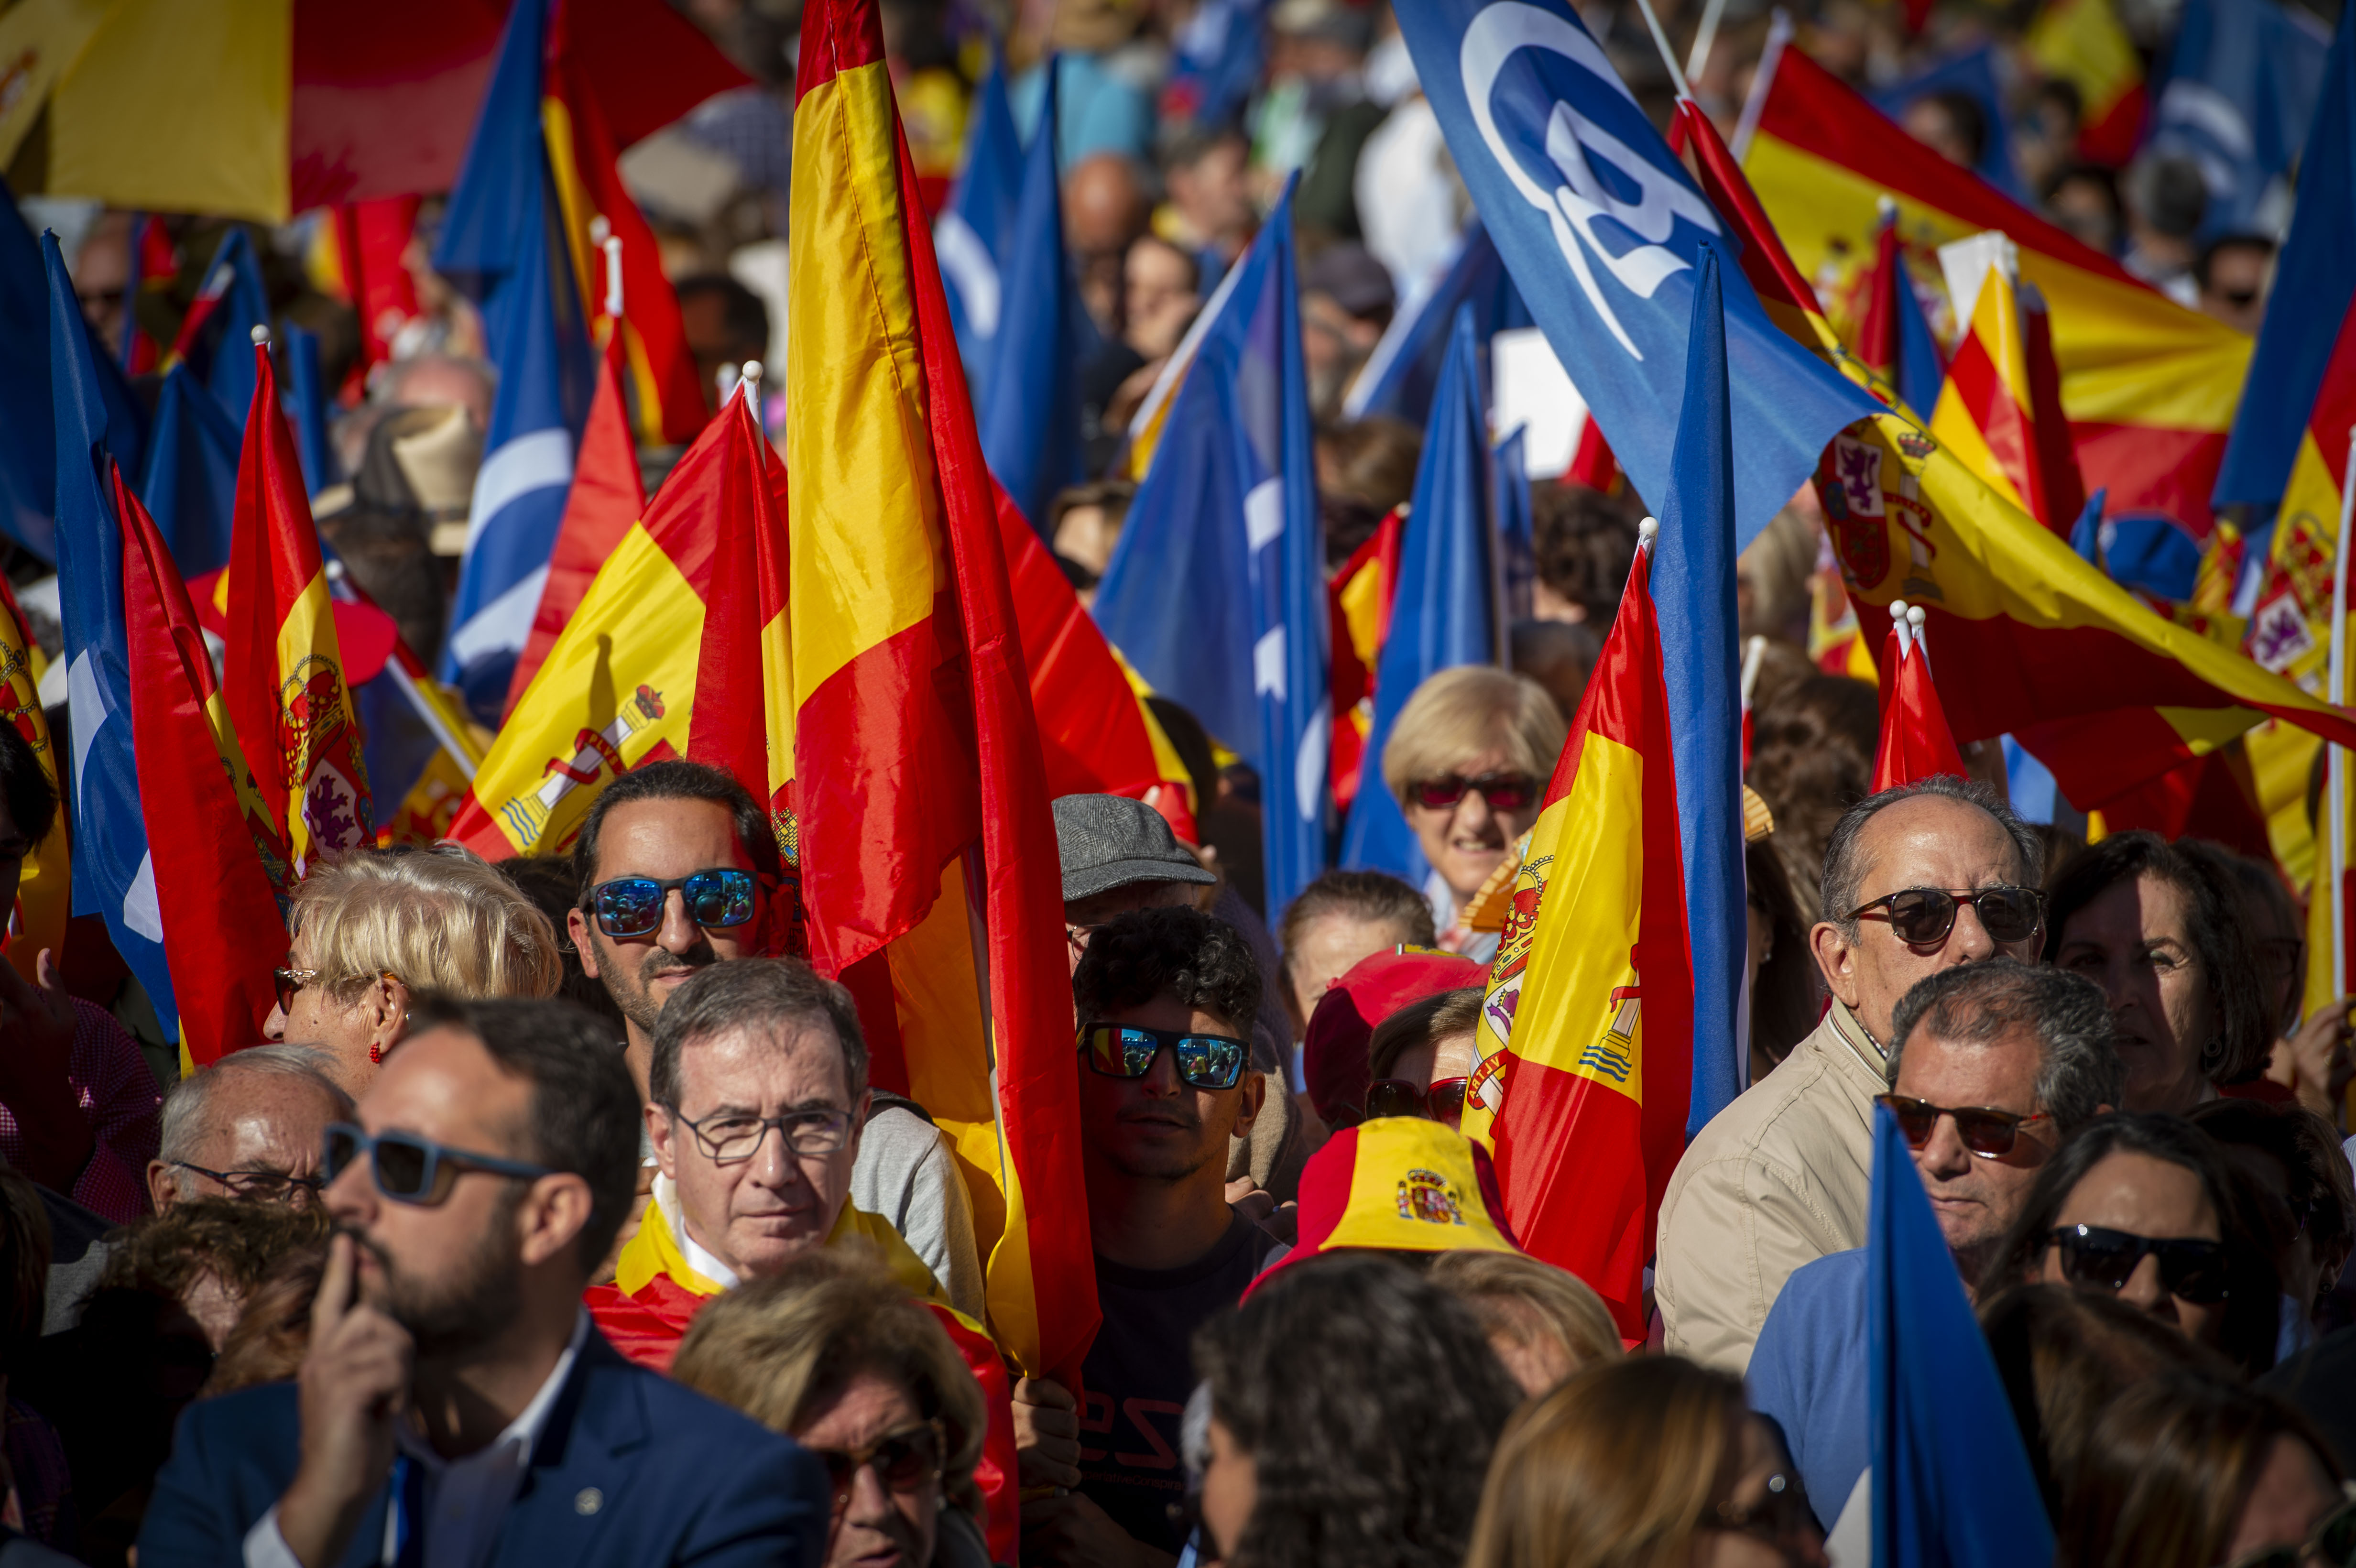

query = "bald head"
[1065,153,1151,260]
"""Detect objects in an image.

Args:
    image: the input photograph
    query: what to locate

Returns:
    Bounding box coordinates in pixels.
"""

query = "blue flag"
[937,45,1024,390]
[178,228,273,426]
[1889,254,1945,424]
[284,323,339,500]
[44,232,180,1041]
[1165,0,1271,132]
[1344,221,1534,428]
[139,366,242,579]
[4,178,147,563]
[1869,1102,2055,1566]
[1395,0,1879,551]
[1652,243,1745,1136]
[980,60,1096,530]
[434,0,594,721]
[1496,424,1534,622]
[2150,0,2330,238]
[1094,176,1331,919]
[1341,306,1498,887]
[1871,47,2026,201]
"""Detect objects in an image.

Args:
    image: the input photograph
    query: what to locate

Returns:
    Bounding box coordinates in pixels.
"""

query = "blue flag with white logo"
[139,366,242,579]
[2149,0,2329,238]
[1652,243,1746,1136]
[44,233,180,1040]
[1869,1102,2055,1566]
[434,0,593,722]
[1342,305,1498,889]
[1394,0,1878,549]
[1094,176,1330,920]
[937,45,1024,390]
[980,61,1097,531]
[1344,221,1533,428]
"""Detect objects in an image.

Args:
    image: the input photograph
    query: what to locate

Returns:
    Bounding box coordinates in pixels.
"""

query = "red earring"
[370,1042,382,1065]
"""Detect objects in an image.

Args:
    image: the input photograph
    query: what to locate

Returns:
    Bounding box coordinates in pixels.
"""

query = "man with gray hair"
[1746,958,2121,1537]
[1656,775,2048,1372]
[144,1044,353,1213]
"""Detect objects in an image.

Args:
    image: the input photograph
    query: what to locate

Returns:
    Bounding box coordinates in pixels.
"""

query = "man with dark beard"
[136,998,829,1568]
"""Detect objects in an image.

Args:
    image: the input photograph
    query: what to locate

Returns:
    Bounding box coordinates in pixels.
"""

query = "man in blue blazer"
[140,996,830,1568]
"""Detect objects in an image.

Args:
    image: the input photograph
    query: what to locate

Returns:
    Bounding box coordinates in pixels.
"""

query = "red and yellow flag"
[223,338,372,868]
[0,579,67,985]
[785,0,1096,1386]
[1327,511,1401,813]
[1464,531,1689,1338]
[1927,234,2086,534]
[117,468,287,1067]
[2024,0,2147,167]
[1741,38,2247,539]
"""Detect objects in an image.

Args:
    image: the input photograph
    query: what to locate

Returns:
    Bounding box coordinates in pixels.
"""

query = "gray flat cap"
[1053,793,1216,903]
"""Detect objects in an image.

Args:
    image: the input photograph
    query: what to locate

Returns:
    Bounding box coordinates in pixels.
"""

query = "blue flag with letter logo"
[1392,0,1877,549]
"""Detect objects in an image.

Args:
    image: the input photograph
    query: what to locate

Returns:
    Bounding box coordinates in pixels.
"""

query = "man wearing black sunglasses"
[1658,776,2046,1374]
[1747,960,2122,1535]
[139,996,831,1568]
[1019,907,1276,1568]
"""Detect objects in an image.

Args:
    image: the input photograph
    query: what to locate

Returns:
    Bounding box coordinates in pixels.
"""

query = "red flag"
[115,468,289,1065]
[1871,604,1969,790]
[505,329,649,719]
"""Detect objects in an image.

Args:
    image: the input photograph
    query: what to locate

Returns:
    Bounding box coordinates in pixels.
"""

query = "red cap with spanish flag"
[1249,1118,1521,1296]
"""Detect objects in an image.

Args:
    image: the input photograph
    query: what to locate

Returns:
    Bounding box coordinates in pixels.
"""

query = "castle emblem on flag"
[1396,1168,1467,1226]
[1821,436,1892,590]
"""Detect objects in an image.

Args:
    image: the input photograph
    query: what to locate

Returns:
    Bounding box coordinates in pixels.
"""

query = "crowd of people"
[6,0,2347,1562]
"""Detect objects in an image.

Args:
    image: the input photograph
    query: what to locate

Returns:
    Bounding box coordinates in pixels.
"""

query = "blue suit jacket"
[137,1330,828,1568]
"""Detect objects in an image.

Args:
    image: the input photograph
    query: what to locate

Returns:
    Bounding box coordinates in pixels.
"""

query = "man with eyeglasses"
[580,959,1020,1561]
[1017,905,1274,1568]
[1657,775,2048,1374]
[138,995,830,1568]
[146,1045,352,1214]
[1746,959,2122,1540]
[568,761,981,1315]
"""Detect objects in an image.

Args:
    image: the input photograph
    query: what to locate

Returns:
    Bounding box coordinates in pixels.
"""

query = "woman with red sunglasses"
[1362,987,1485,1130]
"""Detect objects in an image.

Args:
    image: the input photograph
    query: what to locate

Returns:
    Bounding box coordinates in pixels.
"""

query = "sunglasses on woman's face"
[808,1421,944,1504]
[2047,1222,2231,1304]
[1365,1077,1469,1127]
[1845,884,2045,946]
[2225,1484,2356,1568]
[1405,772,1538,813]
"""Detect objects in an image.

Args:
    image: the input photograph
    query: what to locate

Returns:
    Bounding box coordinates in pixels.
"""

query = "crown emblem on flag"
[274,656,349,789]
[1395,1168,1467,1227]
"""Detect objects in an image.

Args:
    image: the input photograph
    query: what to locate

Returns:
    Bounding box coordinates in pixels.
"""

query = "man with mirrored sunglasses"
[1019,906,1277,1568]
[580,959,1018,1561]
[138,995,831,1568]
[1747,959,2122,1538]
[1658,775,2048,1374]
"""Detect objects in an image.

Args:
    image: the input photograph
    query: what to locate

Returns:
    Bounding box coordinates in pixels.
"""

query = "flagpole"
[2331,426,2356,1003]
[1628,0,1694,100]
[1686,0,1732,88]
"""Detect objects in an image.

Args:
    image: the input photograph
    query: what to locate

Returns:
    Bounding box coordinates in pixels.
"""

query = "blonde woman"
[673,1254,990,1568]
[1379,667,1566,962]
[1428,1248,1622,1397]
[1466,1356,1827,1568]
[262,845,562,1093]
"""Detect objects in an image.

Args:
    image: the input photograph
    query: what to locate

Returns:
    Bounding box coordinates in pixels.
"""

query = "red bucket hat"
[1301,948,1484,1124]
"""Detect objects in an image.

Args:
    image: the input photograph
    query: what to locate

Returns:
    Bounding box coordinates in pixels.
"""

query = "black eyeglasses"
[2047,1223,2231,1304]
[169,1160,326,1205]
[588,869,756,939]
[665,1105,854,1163]
[808,1421,944,1506]
[1846,885,2045,946]
[1079,1022,1249,1090]
[1877,1094,2051,1158]
[1405,772,1538,812]
[1366,1077,1469,1126]
[322,1122,559,1207]
[2225,1485,2356,1568]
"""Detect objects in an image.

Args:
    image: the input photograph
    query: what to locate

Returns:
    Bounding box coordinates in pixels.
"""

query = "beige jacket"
[1655,998,1887,1373]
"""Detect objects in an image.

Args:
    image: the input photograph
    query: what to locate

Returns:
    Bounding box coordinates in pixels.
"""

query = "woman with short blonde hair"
[1428,1249,1621,1396]
[1379,667,1566,961]
[263,845,561,1092]
[1464,1355,1823,1568]
[674,1254,990,1568]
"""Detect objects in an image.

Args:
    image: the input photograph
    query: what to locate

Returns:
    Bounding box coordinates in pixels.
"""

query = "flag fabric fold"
[1395,0,1881,552]
[1462,523,1688,1338]
[935,44,1023,387]
[139,365,243,578]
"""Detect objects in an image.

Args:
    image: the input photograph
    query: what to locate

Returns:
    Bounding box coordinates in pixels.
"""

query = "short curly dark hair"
[1530,480,1641,627]
[1195,1252,1521,1568]
[1072,906,1261,1035]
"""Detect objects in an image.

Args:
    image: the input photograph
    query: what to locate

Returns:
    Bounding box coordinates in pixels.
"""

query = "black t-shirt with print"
[1075,1211,1284,1553]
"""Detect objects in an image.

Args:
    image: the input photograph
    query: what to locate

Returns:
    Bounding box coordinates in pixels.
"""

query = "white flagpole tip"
[1638,517,1659,543]
[1876,193,1898,222]
[741,360,764,385]
[1905,605,1927,629]
[589,216,611,246]
[1888,599,1908,622]
[250,325,271,346]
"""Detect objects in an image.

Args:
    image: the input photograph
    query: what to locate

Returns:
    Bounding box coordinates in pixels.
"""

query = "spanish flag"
[784,0,1096,1383]
[2024,0,2146,168]
[1928,235,2087,536]
[1328,511,1401,813]
[222,337,371,869]
[1740,32,2248,539]
[117,467,286,1065]
[0,579,67,986]
[1871,604,1967,790]
[1465,526,1686,1339]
